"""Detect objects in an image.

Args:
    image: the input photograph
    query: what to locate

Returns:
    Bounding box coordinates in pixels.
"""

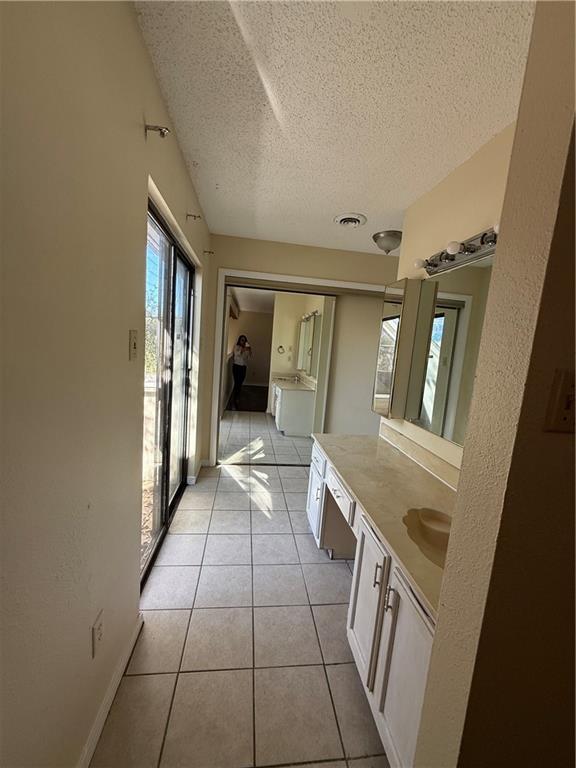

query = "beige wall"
[382,123,516,468]
[324,295,383,435]
[212,234,398,285]
[415,3,574,763]
[229,310,274,386]
[398,123,515,281]
[269,293,312,375]
[0,3,212,766]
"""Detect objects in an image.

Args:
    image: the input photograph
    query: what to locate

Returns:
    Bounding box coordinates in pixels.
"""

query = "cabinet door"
[374,569,434,768]
[347,516,390,690]
[275,389,283,431]
[306,463,324,541]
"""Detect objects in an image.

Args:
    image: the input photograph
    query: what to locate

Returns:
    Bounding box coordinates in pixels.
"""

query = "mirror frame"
[372,279,425,419]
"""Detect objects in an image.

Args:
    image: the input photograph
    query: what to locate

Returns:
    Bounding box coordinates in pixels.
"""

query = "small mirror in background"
[297,312,321,377]
[405,257,493,445]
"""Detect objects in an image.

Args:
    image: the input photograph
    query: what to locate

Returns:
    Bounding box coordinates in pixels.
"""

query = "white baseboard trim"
[77,612,144,768]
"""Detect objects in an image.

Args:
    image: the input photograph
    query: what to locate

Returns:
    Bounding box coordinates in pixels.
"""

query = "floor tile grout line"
[125,660,357,678]
[138,600,351,612]
[155,501,212,768]
[258,753,386,768]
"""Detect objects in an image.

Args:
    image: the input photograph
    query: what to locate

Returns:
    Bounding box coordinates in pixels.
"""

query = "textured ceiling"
[231,286,275,313]
[136,1,534,254]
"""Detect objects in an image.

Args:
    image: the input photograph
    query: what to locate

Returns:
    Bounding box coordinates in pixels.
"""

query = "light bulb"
[446,241,463,256]
[493,222,500,234]
[414,258,427,270]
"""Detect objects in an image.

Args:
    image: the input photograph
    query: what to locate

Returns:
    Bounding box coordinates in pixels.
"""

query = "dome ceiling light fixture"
[372,230,403,255]
[334,213,367,228]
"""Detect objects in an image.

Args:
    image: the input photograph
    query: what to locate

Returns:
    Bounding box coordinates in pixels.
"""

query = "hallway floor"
[219,410,313,466]
[226,385,269,412]
[91,464,388,768]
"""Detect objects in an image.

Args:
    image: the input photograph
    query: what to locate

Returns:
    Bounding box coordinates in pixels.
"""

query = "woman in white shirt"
[232,335,251,409]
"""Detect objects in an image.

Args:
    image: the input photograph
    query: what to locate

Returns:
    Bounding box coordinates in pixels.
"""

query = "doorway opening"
[141,207,195,576]
[218,286,333,467]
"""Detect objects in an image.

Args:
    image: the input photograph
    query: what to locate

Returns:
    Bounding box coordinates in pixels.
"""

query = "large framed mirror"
[405,256,493,445]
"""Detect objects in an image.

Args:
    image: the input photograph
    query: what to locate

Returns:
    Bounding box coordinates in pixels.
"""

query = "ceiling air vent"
[334,213,367,228]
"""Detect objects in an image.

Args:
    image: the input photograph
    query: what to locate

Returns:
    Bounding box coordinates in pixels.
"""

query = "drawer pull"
[373,562,382,588]
[384,585,397,611]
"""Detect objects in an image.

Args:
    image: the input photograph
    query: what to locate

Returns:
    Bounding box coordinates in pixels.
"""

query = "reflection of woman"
[232,335,251,409]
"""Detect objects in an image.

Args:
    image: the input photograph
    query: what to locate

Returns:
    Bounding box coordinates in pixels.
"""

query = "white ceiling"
[230,286,275,314]
[137,1,534,254]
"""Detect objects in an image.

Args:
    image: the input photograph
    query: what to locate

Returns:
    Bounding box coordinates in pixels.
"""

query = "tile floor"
[218,410,313,466]
[91,463,389,768]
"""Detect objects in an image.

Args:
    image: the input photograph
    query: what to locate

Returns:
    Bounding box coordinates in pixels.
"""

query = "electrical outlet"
[91,610,104,659]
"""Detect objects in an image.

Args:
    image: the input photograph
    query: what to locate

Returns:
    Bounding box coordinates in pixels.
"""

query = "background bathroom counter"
[312,433,456,616]
[271,377,316,391]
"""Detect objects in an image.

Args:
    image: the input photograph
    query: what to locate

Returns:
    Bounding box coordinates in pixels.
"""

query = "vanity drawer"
[326,466,355,525]
[311,443,327,478]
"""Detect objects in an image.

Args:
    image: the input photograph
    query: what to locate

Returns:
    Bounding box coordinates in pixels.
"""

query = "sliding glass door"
[141,210,194,575]
[169,257,191,501]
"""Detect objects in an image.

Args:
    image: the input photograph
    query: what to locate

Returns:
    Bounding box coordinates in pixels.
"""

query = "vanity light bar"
[415,227,498,276]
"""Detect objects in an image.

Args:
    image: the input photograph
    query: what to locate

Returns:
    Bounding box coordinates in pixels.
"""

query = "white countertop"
[272,378,315,392]
[312,433,456,617]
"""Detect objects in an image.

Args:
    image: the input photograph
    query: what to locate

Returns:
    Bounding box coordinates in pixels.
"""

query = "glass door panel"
[141,216,171,571]
[168,257,191,501]
[419,308,459,434]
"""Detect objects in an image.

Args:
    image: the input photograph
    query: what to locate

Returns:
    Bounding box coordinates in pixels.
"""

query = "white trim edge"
[77,612,144,768]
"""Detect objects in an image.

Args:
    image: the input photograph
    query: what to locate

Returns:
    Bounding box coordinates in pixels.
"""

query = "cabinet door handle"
[373,562,382,588]
[315,488,321,501]
[332,487,340,499]
[384,585,397,611]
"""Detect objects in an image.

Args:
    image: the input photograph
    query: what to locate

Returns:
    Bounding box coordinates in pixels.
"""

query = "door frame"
[210,268,389,466]
[141,204,196,584]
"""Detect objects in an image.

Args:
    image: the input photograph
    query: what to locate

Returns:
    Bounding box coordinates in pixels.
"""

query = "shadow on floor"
[227,385,269,413]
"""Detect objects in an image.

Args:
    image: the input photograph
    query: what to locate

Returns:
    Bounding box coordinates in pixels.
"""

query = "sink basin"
[403,508,452,567]
[418,508,451,547]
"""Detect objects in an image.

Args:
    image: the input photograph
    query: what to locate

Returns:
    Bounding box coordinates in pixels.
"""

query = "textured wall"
[415,3,574,764]
[0,4,211,765]
[136,1,533,253]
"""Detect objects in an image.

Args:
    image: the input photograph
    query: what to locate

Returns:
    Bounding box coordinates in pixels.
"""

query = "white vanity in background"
[271,377,315,436]
[306,433,455,768]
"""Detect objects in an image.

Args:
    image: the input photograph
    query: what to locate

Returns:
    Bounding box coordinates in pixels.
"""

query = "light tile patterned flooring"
[218,410,313,466]
[91,462,389,768]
